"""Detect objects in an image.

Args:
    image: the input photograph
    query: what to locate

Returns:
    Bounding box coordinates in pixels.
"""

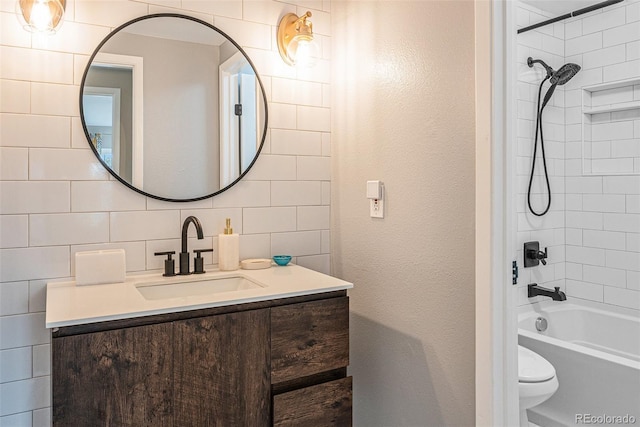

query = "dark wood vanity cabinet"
[173,309,271,427]
[52,322,174,426]
[271,297,352,427]
[52,292,351,427]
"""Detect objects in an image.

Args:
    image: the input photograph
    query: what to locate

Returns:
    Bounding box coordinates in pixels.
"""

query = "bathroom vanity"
[47,266,353,426]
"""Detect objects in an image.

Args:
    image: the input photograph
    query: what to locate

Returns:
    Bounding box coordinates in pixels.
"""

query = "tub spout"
[528,283,566,301]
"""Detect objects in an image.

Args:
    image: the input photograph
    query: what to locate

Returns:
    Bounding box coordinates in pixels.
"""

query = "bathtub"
[518,300,640,427]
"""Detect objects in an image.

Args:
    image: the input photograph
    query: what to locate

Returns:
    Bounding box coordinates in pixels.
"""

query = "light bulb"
[17,0,65,34]
[30,1,52,31]
[287,37,320,68]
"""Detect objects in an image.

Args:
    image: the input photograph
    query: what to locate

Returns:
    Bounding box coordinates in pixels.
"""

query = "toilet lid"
[518,345,556,383]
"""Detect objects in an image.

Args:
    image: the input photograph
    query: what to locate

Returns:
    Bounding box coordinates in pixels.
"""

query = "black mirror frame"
[79,13,269,203]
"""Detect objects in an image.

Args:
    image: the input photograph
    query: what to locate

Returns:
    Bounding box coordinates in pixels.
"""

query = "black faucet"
[179,216,204,275]
[528,283,566,301]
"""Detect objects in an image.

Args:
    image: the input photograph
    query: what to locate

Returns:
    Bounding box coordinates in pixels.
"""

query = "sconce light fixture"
[16,0,66,34]
[277,11,319,67]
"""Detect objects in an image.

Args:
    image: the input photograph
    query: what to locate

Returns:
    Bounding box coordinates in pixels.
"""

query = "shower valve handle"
[534,247,548,265]
[525,243,548,267]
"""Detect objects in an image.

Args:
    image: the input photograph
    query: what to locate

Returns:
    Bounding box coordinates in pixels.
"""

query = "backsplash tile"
[211,180,271,208]
[29,149,109,181]
[30,213,109,246]
[271,180,322,205]
[0,347,32,383]
[270,128,323,155]
[0,181,70,214]
[296,155,330,180]
[0,376,50,417]
[181,0,242,20]
[0,114,71,148]
[0,247,70,282]
[0,0,332,420]
[0,313,50,350]
[271,230,322,256]
[0,80,30,113]
[0,46,73,84]
[109,210,181,241]
[243,206,297,234]
[0,215,28,248]
[29,83,80,117]
[71,181,147,212]
[0,281,29,316]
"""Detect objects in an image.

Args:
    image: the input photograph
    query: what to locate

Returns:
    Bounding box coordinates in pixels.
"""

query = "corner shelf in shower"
[582,101,640,115]
[581,77,640,176]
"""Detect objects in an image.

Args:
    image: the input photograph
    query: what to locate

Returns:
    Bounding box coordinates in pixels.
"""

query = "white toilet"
[518,345,559,427]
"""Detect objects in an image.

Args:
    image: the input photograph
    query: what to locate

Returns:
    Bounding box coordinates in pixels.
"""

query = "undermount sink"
[135,275,265,300]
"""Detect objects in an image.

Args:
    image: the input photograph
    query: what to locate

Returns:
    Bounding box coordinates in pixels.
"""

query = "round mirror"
[80,14,268,202]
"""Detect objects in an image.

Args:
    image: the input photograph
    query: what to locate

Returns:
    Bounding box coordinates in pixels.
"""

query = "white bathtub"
[518,300,640,427]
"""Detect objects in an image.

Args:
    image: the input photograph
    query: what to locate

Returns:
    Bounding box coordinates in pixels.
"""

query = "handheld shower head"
[550,63,581,85]
[528,57,581,86]
[526,57,581,217]
[541,63,581,109]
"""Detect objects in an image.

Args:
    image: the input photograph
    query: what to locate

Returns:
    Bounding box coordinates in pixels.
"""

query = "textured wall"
[331,1,476,425]
[0,0,331,423]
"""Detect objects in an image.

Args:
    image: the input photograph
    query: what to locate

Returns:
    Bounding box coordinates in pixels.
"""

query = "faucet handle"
[154,251,176,277]
[539,247,548,265]
[193,249,214,274]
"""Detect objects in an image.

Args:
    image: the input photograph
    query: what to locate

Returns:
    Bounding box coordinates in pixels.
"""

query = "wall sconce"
[277,11,319,67]
[16,0,66,34]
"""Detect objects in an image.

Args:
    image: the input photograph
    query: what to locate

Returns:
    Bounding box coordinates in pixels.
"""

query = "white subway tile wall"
[517,0,640,311]
[564,0,640,310]
[0,0,332,422]
[516,3,567,306]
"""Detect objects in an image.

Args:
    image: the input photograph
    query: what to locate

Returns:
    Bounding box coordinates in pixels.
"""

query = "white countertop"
[46,265,353,328]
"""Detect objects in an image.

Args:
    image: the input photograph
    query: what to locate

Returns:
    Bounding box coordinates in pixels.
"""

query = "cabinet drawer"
[271,297,349,383]
[271,297,349,384]
[273,377,353,427]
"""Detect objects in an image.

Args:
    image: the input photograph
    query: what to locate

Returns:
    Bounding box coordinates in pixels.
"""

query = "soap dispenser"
[218,218,239,271]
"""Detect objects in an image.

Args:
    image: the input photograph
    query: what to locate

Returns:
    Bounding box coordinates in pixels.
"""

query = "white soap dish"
[240,258,272,270]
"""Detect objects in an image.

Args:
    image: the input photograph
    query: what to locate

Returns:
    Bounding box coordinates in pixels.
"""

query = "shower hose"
[527,76,552,217]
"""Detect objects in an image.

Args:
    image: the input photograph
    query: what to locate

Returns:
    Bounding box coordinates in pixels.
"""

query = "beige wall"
[331,1,476,425]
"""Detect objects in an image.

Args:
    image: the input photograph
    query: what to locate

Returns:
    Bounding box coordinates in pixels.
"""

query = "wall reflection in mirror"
[81,14,267,201]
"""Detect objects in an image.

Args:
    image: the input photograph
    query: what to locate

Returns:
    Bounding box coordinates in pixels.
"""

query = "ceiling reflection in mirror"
[80,14,268,201]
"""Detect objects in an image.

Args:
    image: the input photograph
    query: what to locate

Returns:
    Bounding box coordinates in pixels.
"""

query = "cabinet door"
[271,297,349,384]
[52,322,173,427]
[273,377,353,427]
[173,308,270,427]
